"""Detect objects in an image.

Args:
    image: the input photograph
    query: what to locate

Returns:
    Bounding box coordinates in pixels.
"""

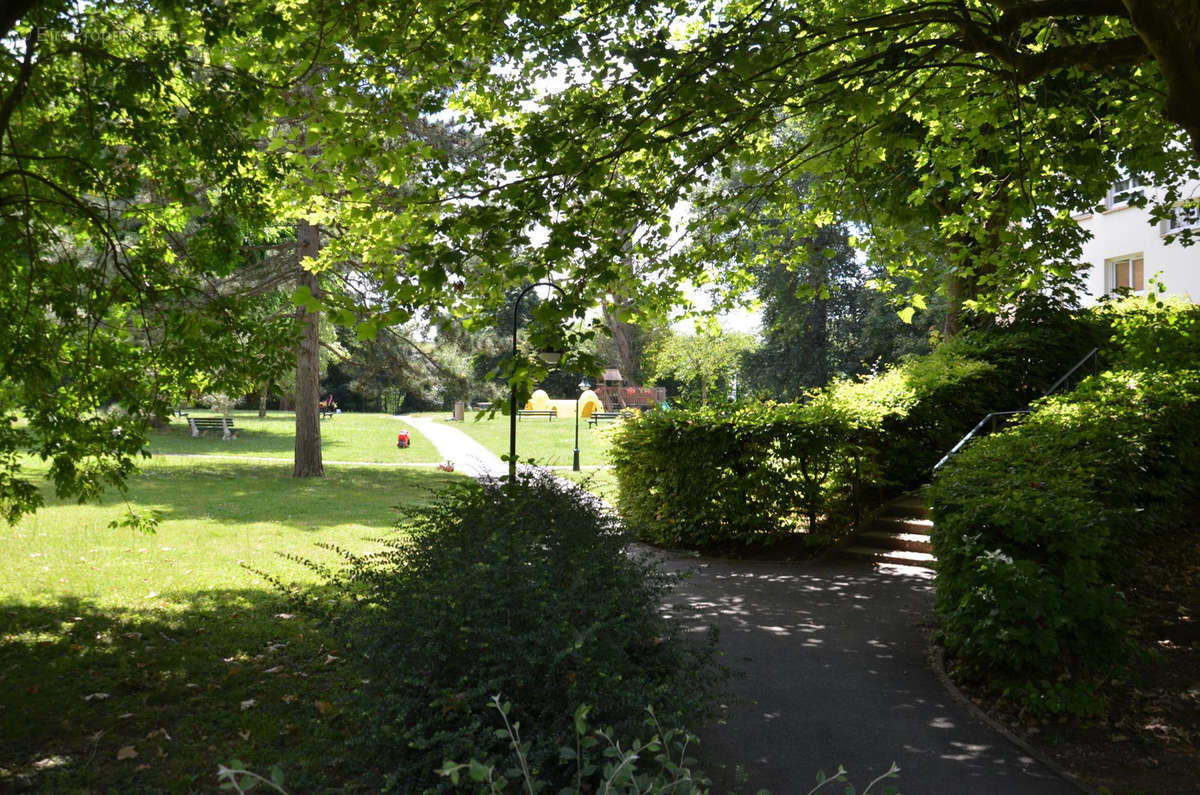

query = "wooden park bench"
[187,416,237,440]
[587,411,622,427]
[517,408,557,420]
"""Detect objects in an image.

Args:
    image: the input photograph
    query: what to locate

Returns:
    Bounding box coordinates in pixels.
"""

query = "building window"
[1107,255,1144,292]
[1162,203,1200,233]
[1106,175,1144,208]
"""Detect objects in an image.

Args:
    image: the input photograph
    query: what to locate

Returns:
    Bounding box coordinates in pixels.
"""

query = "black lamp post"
[573,378,591,472]
[509,281,567,480]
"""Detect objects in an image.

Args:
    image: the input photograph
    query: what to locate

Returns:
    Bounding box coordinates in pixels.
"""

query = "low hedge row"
[610,348,1002,548]
[929,369,1200,716]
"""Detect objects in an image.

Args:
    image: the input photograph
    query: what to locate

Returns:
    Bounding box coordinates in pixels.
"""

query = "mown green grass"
[0,457,459,793]
[0,410,626,791]
[149,410,440,464]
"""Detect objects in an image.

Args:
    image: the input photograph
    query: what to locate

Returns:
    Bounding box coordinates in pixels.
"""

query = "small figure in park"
[397,430,410,448]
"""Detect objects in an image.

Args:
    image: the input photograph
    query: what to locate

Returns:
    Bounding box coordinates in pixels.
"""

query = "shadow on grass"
[0,587,374,794]
[147,415,300,457]
[48,461,459,532]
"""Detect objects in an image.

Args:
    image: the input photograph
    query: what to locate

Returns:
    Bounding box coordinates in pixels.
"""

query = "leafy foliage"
[929,299,1200,716]
[644,328,757,405]
[286,472,720,794]
[611,299,1111,551]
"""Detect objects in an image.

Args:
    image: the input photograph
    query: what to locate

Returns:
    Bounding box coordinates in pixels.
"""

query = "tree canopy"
[4,0,1200,518]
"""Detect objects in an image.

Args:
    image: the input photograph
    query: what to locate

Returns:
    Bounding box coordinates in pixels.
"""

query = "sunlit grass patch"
[0,459,457,791]
[147,410,441,464]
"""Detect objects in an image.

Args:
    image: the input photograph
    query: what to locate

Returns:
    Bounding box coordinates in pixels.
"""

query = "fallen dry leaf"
[263,665,284,674]
[238,729,251,740]
[314,700,334,715]
[83,692,110,701]
[281,693,298,703]
[240,699,257,710]
[275,613,295,620]
[117,746,138,760]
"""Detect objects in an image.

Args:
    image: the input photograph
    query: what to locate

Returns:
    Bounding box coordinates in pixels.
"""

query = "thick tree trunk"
[258,387,269,418]
[293,220,324,478]
[602,298,639,383]
[944,272,967,340]
[1123,0,1200,158]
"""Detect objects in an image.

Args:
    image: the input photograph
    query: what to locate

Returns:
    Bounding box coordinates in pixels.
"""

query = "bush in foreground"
[288,472,720,793]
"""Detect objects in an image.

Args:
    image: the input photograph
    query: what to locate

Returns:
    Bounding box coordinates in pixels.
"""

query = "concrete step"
[854,530,933,554]
[880,496,930,519]
[843,546,937,569]
[866,516,933,536]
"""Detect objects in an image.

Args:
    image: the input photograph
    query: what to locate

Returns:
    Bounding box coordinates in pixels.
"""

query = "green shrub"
[1086,295,1200,373]
[814,347,1000,490]
[289,472,721,794]
[929,369,1200,716]
[609,401,861,548]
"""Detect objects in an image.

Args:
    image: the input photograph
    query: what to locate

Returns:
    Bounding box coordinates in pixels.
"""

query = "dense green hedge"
[610,348,1000,548]
[609,400,859,548]
[929,369,1200,716]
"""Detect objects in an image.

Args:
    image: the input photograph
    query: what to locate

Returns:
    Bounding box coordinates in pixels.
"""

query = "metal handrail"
[1041,347,1099,398]
[931,347,1101,474]
[932,411,1028,472]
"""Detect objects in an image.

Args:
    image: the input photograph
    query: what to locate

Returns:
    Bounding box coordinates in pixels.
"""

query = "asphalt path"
[657,554,1083,794]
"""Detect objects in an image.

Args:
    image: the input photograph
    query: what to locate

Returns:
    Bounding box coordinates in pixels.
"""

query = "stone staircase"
[842,493,936,569]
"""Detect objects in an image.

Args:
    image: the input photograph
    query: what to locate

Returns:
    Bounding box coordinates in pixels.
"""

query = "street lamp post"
[509,281,568,480]
[573,378,591,472]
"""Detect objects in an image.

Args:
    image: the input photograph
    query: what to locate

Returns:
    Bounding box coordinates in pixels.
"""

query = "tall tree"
[0,2,294,521]
[645,327,758,404]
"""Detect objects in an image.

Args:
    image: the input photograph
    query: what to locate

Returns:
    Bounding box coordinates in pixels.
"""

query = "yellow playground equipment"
[525,389,605,418]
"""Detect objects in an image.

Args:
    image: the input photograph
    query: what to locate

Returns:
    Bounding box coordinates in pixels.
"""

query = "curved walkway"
[395,414,506,478]
[397,418,1083,794]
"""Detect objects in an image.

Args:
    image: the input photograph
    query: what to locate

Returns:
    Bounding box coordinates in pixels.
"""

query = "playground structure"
[523,368,667,417]
[524,389,605,418]
[592,368,666,411]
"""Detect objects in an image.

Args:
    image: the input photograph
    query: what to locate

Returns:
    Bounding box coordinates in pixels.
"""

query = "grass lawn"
[0,410,628,790]
[0,455,459,793]
[150,410,441,464]
[416,409,619,470]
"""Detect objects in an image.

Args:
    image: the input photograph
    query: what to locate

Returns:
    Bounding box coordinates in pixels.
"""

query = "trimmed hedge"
[929,369,1200,716]
[610,348,1000,549]
[609,400,859,548]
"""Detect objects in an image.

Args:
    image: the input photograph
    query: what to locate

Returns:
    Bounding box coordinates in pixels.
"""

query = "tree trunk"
[602,298,639,383]
[293,220,324,478]
[258,386,269,418]
[944,271,967,340]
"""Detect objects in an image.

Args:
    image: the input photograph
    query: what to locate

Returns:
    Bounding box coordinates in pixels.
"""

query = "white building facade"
[1073,178,1200,303]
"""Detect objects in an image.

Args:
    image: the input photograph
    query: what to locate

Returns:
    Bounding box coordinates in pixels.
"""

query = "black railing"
[932,348,1099,473]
